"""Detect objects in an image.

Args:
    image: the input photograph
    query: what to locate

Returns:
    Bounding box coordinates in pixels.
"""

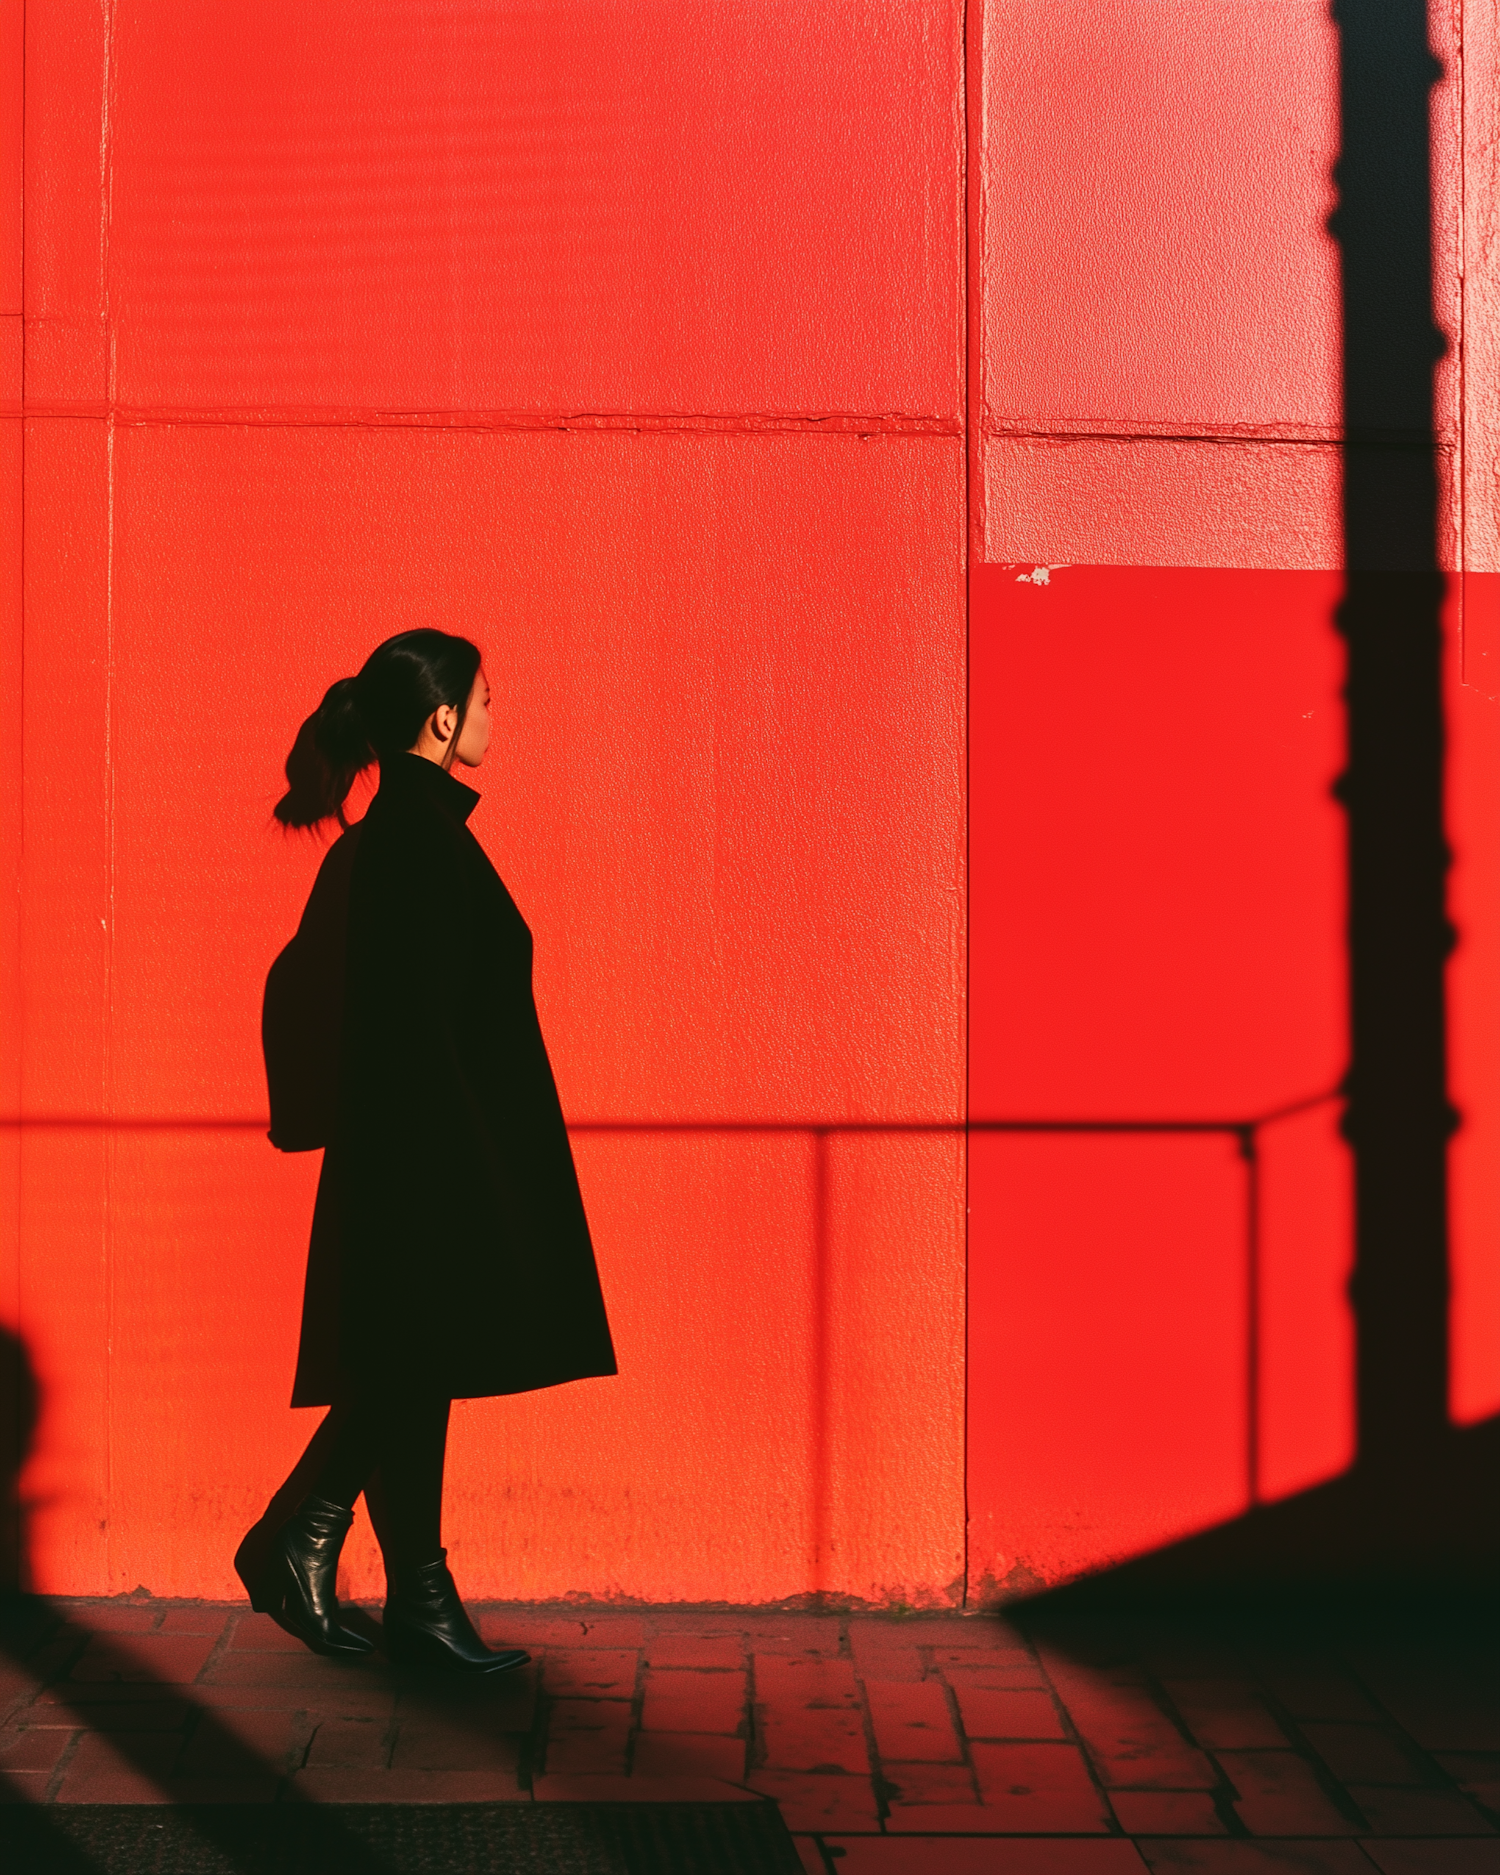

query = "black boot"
[234,1494,373,1658]
[383,1550,529,1674]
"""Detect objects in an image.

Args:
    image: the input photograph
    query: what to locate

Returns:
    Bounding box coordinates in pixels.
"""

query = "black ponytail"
[274,629,482,831]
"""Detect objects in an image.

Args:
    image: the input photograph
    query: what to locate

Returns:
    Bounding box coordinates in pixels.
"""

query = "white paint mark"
[1015,565,1066,586]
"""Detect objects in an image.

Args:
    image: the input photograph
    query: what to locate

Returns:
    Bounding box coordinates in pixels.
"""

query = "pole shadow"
[994,0,1495,1630]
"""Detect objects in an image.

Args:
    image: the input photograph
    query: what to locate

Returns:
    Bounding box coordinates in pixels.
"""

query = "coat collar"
[376,751,481,824]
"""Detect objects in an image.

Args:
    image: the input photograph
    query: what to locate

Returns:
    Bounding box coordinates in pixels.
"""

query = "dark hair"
[274,629,483,830]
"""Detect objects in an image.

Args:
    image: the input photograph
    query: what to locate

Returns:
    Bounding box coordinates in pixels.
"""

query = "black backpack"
[262,825,361,1152]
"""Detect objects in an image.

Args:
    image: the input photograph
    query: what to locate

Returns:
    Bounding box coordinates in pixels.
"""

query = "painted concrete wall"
[1,0,1495,1604]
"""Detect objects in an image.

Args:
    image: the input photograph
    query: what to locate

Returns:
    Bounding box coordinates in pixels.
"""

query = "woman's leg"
[366,1396,451,1567]
[377,1398,528,1677]
[232,1396,379,1658]
[305,1396,391,1512]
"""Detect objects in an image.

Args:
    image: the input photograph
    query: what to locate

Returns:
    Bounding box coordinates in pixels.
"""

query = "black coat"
[280,752,616,1406]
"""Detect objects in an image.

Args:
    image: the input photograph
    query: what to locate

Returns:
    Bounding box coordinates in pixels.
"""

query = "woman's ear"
[432,704,457,745]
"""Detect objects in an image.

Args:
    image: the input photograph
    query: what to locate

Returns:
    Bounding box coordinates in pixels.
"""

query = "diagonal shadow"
[0,1319,408,1868]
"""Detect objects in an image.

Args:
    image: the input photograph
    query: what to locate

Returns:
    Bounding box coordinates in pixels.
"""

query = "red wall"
[1,0,1496,1604]
[966,0,1500,1589]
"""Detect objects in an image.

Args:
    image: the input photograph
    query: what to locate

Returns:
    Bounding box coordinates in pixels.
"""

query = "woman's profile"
[238,629,616,1674]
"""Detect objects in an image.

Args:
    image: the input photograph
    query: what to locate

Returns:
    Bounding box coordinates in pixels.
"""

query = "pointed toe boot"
[383,1551,530,1674]
[235,1494,374,1658]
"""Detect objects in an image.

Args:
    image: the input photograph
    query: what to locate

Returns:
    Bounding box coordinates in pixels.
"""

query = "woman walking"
[238,629,616,1673]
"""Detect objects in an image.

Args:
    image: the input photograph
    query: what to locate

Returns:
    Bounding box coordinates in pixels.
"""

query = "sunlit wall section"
[9,0,966,1604]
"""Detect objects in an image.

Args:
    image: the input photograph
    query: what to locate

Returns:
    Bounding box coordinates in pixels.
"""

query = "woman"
[238,629,617,1674]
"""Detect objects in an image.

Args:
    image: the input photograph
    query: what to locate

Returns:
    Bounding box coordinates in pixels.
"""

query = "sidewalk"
[2,1596,1497,1873]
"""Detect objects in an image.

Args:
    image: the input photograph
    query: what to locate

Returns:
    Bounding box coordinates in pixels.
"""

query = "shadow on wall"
[1006,0,1500,1617]
[0,1321,40,1594]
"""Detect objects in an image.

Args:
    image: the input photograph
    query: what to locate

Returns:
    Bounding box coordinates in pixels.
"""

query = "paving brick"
[850,1623,926,1684]
[192,1685,396,1716]
[390,1717,524,1773]
[936,1652,1046,1681]
[641,1667,747,1735]
[541,1649,638,1698]
[52,1730,177,1800]
[885,1806,1023,1833]
[1437,1753,1500,1793]
[0,1772,53,1803]
[739,1617,844,1656]
[23,1630,91,1679]
[1432,1755,1500,1815]
[548,1696,632,1733]
[1216,1751,1361,1835]
[400,1666,539,1733]
[645,1635,745,1669]
[204,1652,382,1689]
[306,1716,391,1769]
[1136,1640,1251,1683]
[532,1773,761,1802]
[745,1768,881,1831]
[159,1607,233,1635]
[793,1839,827,1875]
[0,1663,43,1714]
[146,1778,284,1803]
[969,1741,1111,1831]
[632,1731,746,1780]
[867,1680,963,1764]
[1165,1682,1289,1749]
[224,1613,310,1651]
[1257,1669,1383,1724]
[1342,1657,1492,1740]
[1300,1723,1426,1785]
[1347,1786,1496,1835]
[565,1616,646,1649]
[543,1698,632,1775]
[1109,1790,1228,1835]
[37,1679,188,1706]
[1134,1845,1377,1872]
[825,1839,1149,1871]
[69,1633,218,1684]
[1359,1844,1500,1875]
[1049,1669,1216,1790]
[911,1618,1027,1649]
[882,1761,979,1806]
[1340,1661,1500,1753]
[59,1605,161,1634]
[648,1612,759,1635]
[760,1706,873,1775]
[475,1614,607,1648]
[0,1724,76,1773]
[64,1700,191,1732]
[177,1706,309,1776]
[953,1687,1066,1741]
[756,1655,861,1710]
[289,1767,528,1801]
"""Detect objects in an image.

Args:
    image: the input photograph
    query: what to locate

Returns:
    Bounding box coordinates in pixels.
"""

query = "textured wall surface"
[2,0,965,1604]
[965,0,1500,1588]
[1,0,1496,1605]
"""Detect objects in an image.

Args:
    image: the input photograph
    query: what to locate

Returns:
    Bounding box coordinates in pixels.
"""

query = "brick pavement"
[0,1599,1496,1873]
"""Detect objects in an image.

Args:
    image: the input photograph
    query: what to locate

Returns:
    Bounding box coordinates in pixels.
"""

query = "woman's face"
[453,667,492,768]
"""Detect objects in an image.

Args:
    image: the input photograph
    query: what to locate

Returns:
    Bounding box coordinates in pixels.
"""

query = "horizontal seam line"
[0,403,962,436]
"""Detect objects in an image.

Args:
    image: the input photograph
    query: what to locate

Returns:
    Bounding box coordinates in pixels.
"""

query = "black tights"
[305,1394,452,1570]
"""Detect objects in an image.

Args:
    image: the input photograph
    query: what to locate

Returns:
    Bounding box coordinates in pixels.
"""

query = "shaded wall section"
[1,1,966,1603]
[967,0,1500,1595]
